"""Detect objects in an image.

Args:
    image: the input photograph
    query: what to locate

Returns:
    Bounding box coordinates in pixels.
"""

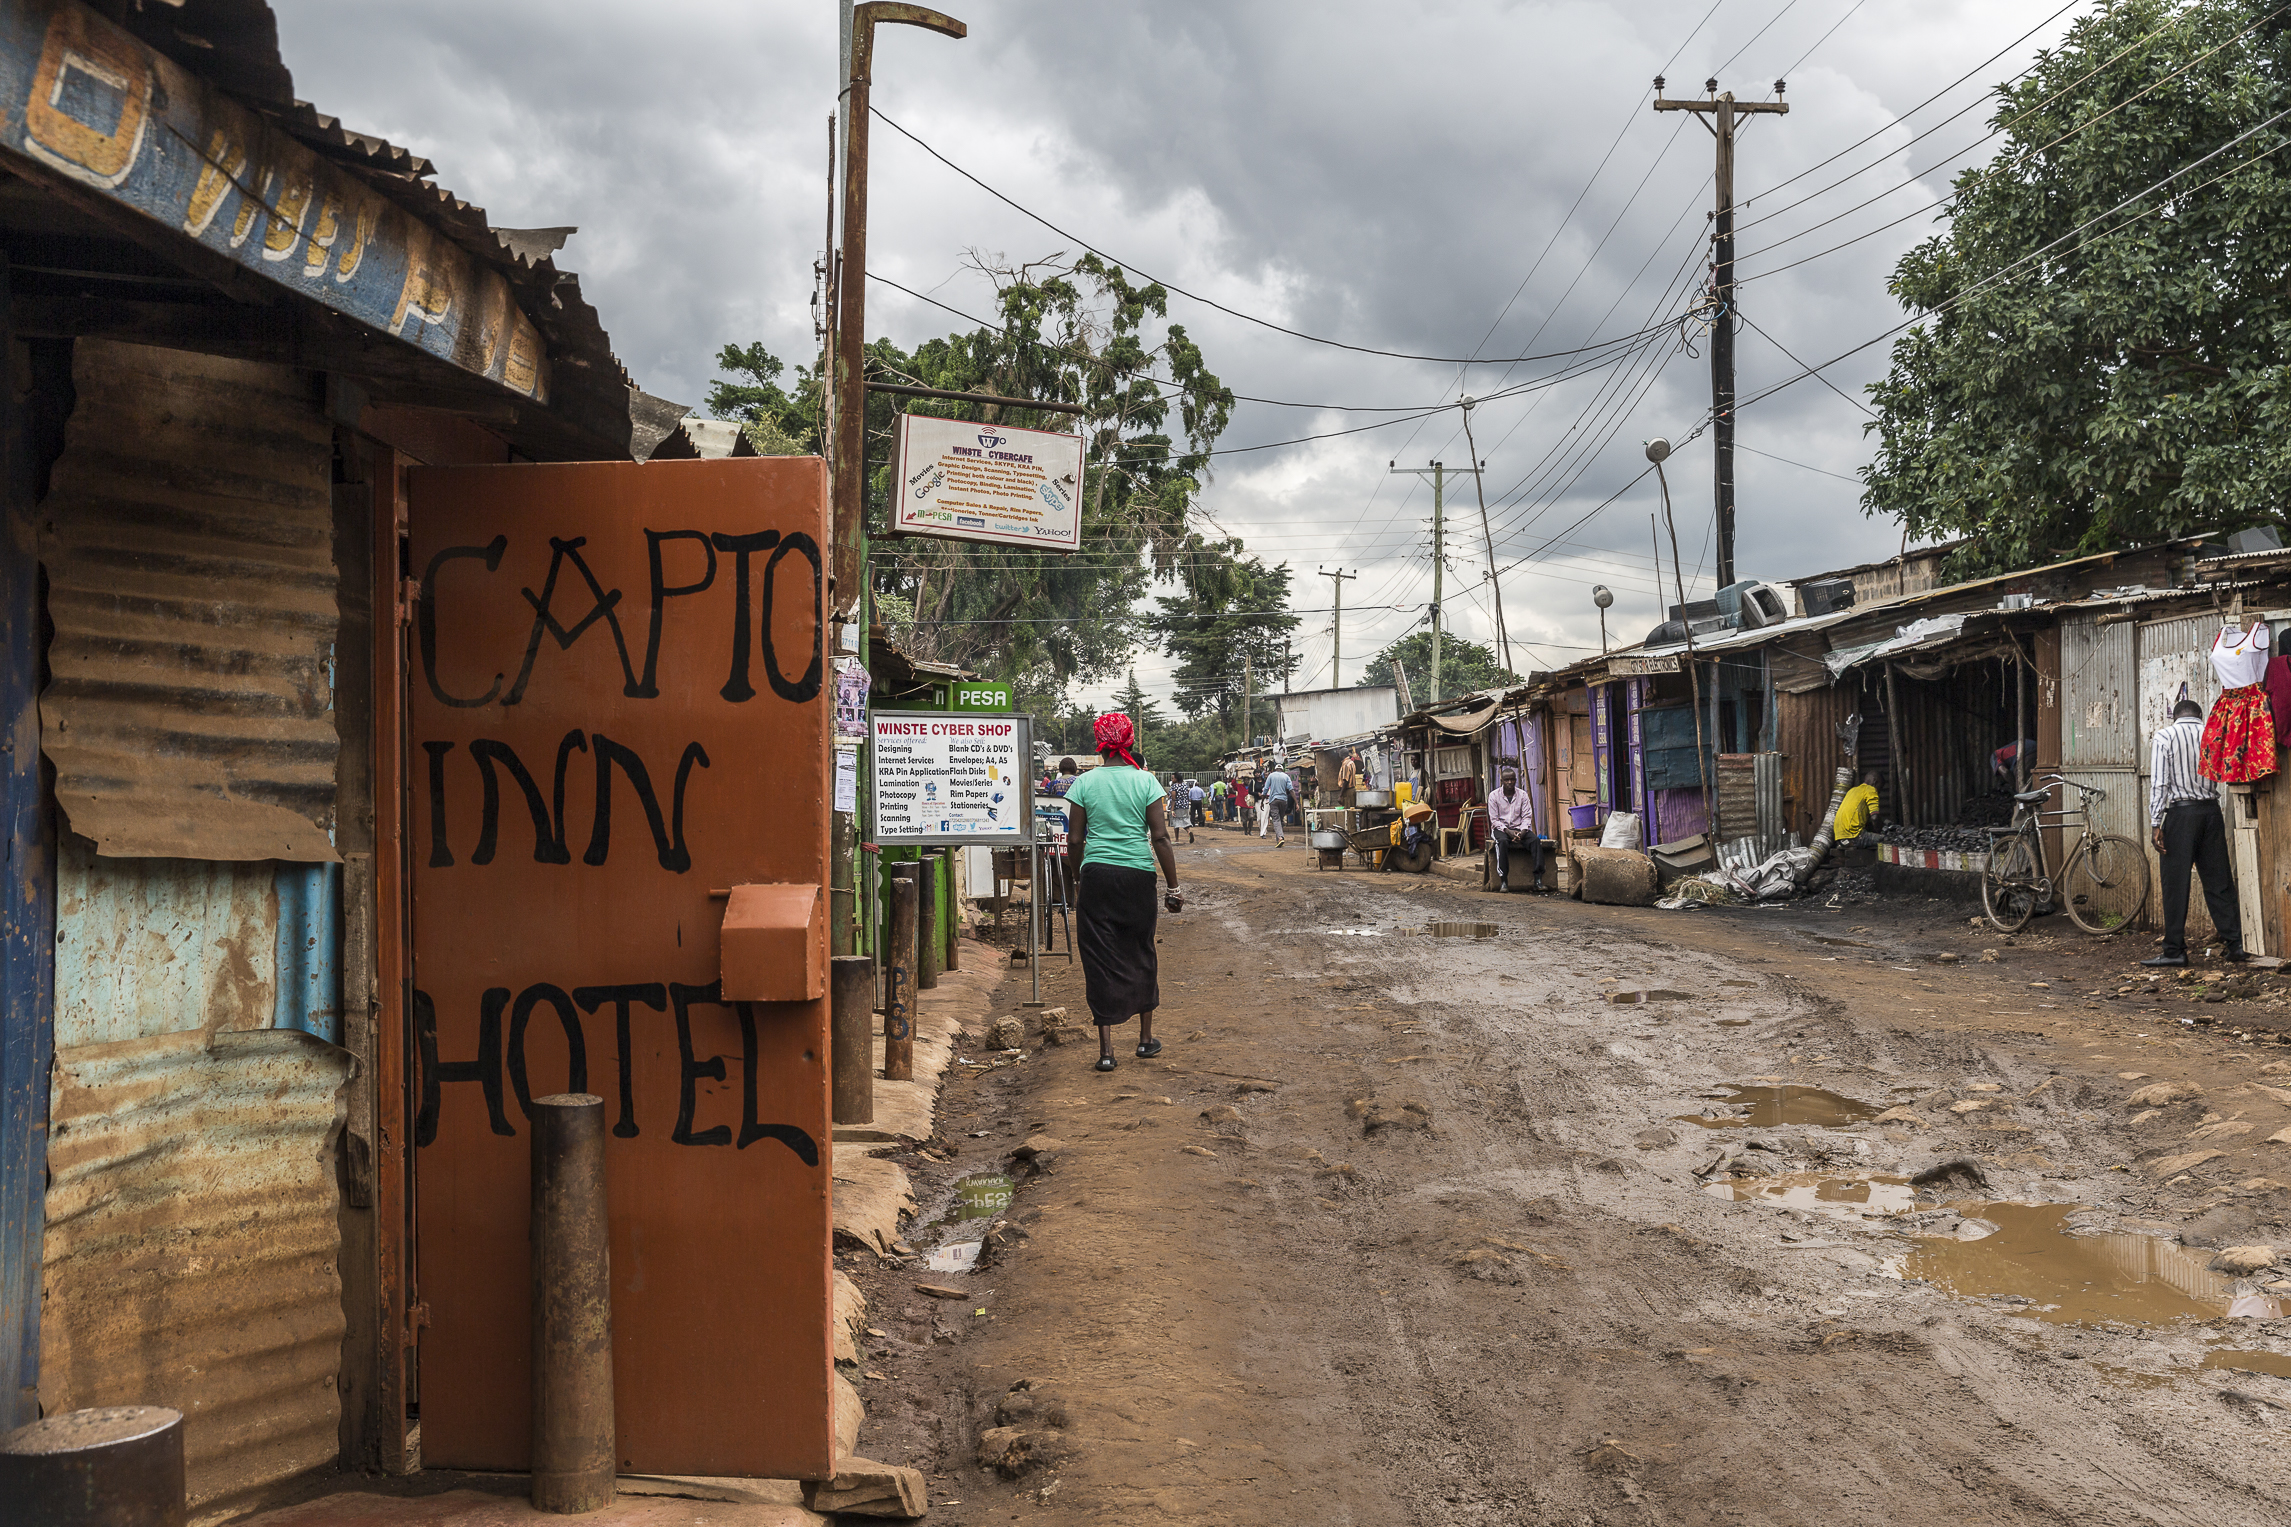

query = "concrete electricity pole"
[1456,399,1511,674]
[1654,76,1787,591]
[1318,568,1357,688]
[1391,460,1483,704]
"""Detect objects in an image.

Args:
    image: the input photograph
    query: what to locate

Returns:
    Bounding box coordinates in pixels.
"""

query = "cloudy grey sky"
[276,0,2080,709]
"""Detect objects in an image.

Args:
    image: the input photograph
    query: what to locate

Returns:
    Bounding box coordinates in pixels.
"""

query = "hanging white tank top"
[2212,623,2270,689]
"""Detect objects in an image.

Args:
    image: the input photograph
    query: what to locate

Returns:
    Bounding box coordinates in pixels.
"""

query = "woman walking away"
[1065,713,1183,1072]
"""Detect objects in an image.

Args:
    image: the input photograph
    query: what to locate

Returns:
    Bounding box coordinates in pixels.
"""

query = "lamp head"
[1644,437,1673,463]
[1592,585,1614,610]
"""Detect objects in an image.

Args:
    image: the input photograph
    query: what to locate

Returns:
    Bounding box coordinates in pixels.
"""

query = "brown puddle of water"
[1678,1082,1882,1129]
[1900,1202,2284,1326]
[2202,1348,2291,1379]
[1428,921,1497,939]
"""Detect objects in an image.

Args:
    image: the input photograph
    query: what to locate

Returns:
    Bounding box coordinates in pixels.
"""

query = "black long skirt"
[1077,863,1159,1026]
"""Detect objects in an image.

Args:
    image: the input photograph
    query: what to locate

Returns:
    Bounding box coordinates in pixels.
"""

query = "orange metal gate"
[406,458,833,1477]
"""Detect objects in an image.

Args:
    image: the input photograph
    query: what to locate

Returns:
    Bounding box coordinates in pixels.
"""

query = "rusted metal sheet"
[408,458,833,1479]
[2059,616,2136,767]
[1775,682,1856,844]
[53,838,278,1045]
[40,339,339,862]
[39,1023,351,1520]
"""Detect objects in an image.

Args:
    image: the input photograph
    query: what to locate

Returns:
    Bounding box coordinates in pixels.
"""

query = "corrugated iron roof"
[40,341,341,862]
[271,101,436,179]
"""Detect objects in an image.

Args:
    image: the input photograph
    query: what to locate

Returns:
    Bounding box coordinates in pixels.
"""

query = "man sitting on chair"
[1486,765,1543,893]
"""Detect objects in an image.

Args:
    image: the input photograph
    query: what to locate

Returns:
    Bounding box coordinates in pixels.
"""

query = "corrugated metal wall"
[2055,616,2144,898]
[40,340,339,863]
[2137,614,2225,942]
[1776,681,1859,843]
[36,344,349,1518]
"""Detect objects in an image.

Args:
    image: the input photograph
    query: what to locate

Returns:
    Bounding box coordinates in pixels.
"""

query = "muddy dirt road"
[848,827,2291,1525]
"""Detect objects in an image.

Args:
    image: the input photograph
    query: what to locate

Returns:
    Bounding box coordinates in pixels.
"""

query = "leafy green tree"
[1358,631,1519,708]
[1862,0,2291,575]
[706,342,821,454]
[1143,536,1300,739]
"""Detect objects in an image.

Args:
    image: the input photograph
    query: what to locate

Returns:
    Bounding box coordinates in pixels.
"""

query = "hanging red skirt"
[2200,683,2278,783]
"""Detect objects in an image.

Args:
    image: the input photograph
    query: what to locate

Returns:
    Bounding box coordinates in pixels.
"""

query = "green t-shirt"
[1066,764,1164,873]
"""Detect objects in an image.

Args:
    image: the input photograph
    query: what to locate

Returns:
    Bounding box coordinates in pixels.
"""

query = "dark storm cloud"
[274,0,2079,691]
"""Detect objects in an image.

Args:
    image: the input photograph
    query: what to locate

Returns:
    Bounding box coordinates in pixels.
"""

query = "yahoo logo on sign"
[976,430,1007,450]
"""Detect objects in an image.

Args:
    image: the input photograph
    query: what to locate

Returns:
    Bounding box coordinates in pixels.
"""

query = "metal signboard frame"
[869,711,1034,846]
[889,414,1085,552]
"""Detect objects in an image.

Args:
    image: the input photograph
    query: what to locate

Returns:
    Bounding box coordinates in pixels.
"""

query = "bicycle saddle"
[2012,789,2050,803]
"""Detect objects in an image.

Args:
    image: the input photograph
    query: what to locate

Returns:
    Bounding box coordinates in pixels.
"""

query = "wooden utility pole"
[1654,76,1787,591]
[1319,568,1357,688]
[1391,460,1483,704]
[1241,647,1253,753]
[834,3,967,606]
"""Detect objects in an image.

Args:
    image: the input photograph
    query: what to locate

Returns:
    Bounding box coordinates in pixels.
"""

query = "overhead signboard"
[890,414,1084,552]
[870,711,1033,845]
[1607,654,1682,676]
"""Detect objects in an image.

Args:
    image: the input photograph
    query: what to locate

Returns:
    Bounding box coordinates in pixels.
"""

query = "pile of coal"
[1876,823,1992,851]
[1955,792,2016,828]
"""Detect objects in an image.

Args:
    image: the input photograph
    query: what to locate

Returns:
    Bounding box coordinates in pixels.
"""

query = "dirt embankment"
[841,831,2291,1525]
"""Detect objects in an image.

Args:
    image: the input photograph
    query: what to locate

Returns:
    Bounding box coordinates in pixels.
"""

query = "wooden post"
[529,1095,614,1515]
[941,848,960,971]
[884,867,917,1082]
[830,954,874,1125]
[916,853,941,990]
[1884,660,1908,825]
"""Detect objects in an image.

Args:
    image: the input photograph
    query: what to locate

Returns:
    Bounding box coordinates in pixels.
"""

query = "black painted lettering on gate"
[471,730,585,864]
[422,741,456,867]
[420,537,508,708]
[669,979,732,1145]
[584,735,710,872]
[638,529,716,698]
[415,986,513,1145]
[505,536,642,703]
[736,1003,821,1165]
[507,983,589,1120]
[573,983,665,1138]
[761,533,825,704]
[709,530,778,701]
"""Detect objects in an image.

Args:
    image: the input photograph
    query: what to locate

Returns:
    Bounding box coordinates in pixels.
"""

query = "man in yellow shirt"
[1832,769,1882,866]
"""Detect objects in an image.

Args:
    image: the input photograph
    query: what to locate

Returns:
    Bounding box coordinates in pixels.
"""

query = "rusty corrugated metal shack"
[0,1,655,1516]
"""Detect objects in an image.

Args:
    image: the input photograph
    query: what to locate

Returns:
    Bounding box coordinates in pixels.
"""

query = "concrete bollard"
[831,954,876,1125]
[530,1094,615,1514]
[0,1406,185,1526]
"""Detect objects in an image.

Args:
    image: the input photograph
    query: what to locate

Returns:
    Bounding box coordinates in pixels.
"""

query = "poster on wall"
[890,414,1085,552]
[871,711,1034,845]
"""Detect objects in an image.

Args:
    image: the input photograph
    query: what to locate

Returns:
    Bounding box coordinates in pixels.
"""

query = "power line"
[871,106,1701,368]
[1734,441,1863,483]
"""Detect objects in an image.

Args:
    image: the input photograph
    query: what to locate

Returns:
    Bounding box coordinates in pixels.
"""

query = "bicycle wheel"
[2063,834,2151,935]
[1982,834,2041,932]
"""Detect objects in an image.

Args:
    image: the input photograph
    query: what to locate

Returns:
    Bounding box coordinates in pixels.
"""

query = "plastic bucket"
[1567,803,1604,831]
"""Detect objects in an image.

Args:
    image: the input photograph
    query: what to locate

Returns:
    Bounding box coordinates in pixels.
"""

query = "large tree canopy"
[1143,536,1300,742]
[1862,0,2291,575]
[712,254,1236,692]
[1357,630,1520,707]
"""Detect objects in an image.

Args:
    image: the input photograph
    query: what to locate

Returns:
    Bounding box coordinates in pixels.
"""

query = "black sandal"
[1136,1039,1163,1059]
[1095,1056,1117,1072]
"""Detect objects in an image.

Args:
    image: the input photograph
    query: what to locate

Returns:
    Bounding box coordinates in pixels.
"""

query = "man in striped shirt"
[2145,697,2246,967]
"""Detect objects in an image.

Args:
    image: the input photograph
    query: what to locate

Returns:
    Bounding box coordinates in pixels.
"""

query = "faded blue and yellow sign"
[0,0,550,402]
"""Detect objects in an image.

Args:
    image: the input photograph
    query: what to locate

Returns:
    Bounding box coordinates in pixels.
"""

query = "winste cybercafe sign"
[870,712,1033,845]
[891,414,1084,552]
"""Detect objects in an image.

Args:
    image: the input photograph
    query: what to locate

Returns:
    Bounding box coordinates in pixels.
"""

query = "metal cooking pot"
[1354,789,1392,808]
[1310,829,1349,850]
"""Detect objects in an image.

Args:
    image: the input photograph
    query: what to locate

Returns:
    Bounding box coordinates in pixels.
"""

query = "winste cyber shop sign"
[890,414,1084,551]
[871,712,1031,845]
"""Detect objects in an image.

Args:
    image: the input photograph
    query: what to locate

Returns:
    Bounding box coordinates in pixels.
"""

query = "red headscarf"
[1093,711,1142,769]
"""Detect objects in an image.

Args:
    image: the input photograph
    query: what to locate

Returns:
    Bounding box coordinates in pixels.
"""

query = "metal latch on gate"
[719,883,826,1002]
